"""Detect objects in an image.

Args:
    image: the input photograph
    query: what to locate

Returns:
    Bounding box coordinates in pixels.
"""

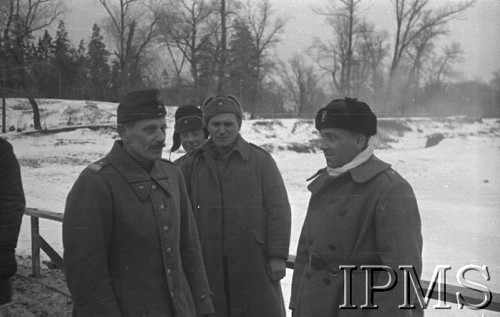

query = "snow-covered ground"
[2,98,500,316]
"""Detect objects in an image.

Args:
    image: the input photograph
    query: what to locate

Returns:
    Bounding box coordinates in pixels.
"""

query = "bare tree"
[387,0,475,101]
[356,22,389,105]
[1,0,64,38]
[218,0,226,94]
[0,0,65,130]
[157,0,219,103]
[311,0,363,96]
[240,0,286,116]
[98,0,161,96]
[428,42,464,86]
[280,54,323,117]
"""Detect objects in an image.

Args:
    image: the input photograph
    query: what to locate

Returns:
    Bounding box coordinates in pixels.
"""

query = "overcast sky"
[61,0,500,82]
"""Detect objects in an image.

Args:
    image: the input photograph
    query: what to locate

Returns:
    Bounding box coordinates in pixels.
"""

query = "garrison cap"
[117,88,166,124]
[315,97,377,136]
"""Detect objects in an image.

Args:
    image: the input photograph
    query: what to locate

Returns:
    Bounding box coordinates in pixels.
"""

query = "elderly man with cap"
[180,95,291,317]
[170,104,208,165]
[290,97,423,316]
[63,88,214,316]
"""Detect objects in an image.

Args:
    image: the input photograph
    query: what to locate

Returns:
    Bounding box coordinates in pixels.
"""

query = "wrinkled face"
[179,129,206,153]
[207,113,240,151]
[119,117,167,163]
[319,128,365,168]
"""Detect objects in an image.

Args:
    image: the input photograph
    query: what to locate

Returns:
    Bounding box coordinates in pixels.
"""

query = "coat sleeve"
[372,180,423,316]
[0,139,25,279]
[289,220,310,310]
[62,171,121,316]
[261,154,292,260]
[177,169,214,315]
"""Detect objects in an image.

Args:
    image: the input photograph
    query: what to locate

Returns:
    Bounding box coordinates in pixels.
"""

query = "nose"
[185,134,195,143]
[155,128,166,142]
[319,138,328,151]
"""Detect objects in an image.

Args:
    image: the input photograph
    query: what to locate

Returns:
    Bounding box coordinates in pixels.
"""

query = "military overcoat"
[290,155,423,317]
[180,136,292,317]
[0,137,25,305]
[63,141,213,316]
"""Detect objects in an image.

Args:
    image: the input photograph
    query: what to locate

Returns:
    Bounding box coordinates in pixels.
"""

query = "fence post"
[30,216,41,278]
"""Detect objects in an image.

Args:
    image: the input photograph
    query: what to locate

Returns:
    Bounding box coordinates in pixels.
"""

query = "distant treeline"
[1,0,499,131]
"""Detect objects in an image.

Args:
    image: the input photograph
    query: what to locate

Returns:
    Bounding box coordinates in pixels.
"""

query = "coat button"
[170,292,175,298]
[166,247,172,254]
[160,204,165,209]
[167,269,172,275]
[163,225,170,232]
[152,184,157,190]
[200,294,206,302]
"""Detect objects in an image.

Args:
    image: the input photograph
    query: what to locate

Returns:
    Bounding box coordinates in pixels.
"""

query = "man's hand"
[267,257,286,282]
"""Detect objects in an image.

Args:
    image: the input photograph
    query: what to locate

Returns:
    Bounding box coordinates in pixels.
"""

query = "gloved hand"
[0,250,17,279]
[267,257,286,283]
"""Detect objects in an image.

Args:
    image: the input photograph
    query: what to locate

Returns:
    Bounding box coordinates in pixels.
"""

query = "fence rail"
[24,207,500,312]
[24,207,64,278]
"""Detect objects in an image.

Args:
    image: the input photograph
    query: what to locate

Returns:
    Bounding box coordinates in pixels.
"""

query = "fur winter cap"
[170,105,207,152]
[315,97,377,136]
[117,88,165,124]
[202,95,244,126]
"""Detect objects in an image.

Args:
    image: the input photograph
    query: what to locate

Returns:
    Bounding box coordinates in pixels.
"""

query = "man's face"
[319,128,364,168]
[207,113,240,151]
[120,117,166,163]
[179,129,206,153]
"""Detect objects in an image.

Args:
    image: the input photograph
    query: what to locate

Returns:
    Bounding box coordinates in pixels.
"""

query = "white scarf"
[326,144,374,178]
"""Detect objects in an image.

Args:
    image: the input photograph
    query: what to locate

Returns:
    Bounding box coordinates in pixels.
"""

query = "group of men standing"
[0,87,422,316]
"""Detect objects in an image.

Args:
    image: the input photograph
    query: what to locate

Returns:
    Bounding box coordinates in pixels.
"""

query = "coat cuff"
[266,246,289,261]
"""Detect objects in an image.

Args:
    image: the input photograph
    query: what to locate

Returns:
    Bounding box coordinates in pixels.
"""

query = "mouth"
[150,144,165,151]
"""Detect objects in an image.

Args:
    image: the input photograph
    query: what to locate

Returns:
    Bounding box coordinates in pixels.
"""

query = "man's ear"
[117,124,127,141]
[355,134,368,149]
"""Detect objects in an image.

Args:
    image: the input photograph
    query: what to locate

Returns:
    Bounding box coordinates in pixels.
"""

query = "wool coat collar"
[199,134,250,161]
[308,155,391,194]
[106,141,171,201]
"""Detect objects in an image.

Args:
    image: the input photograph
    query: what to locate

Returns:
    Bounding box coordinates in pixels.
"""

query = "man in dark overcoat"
[63,88,214,316]
[290,98,423,316]
[180,95,292,317]
[0,137,25,312]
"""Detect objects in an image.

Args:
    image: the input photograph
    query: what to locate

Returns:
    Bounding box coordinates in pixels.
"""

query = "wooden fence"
[24,207,500,312]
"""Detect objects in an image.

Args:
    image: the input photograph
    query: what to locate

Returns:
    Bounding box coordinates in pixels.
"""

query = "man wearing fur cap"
[290,97,423,316]
[180,95,292,317]
[63,88,213,316]
[170,104,208,165]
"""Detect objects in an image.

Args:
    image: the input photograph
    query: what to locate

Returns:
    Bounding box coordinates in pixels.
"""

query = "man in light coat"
[290,97,423,316]
[63,88,214,316]
[180,95,292,317]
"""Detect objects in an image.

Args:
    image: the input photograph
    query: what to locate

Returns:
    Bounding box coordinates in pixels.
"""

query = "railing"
[24,207,64,278]
[24,207,500,312]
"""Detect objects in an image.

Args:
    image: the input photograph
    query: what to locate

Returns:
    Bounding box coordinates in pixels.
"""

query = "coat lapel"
[349,155,391,183]
[307,155,391,194]
[151,162,172,197]
[106,141,153,202]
